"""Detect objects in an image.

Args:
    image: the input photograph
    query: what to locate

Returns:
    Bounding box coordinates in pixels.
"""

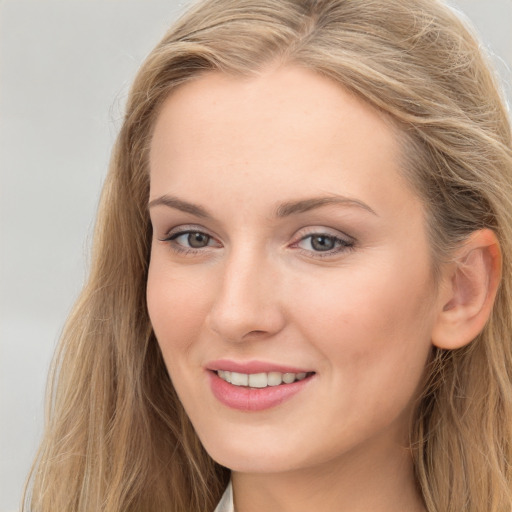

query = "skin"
[146,65,449,512]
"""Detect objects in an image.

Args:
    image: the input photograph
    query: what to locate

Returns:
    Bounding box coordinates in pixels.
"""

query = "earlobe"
[432,229,502,350]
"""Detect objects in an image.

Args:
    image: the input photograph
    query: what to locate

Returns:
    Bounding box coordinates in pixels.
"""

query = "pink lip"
[206,363,315,412]
[206,359,312,374]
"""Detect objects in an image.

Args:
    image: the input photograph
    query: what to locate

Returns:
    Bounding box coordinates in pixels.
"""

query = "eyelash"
[159,227,355,258]
[160,227,221,256]
[293,233,355,258]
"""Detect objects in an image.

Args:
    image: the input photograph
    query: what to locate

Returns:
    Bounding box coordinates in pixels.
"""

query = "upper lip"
[206,359,314,374]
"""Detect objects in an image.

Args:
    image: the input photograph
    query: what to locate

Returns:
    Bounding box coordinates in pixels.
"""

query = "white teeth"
[282,373,295,384]
[218,370,232,383]
[217,370,310,388]
[267,372,282,386]
[230,372,248,386]
[248,373,267,388]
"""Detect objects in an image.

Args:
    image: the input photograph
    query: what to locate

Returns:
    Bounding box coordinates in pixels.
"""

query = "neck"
[231,433,425,512]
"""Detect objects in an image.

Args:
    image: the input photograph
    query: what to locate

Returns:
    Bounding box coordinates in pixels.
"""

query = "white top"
[213,482,234,512]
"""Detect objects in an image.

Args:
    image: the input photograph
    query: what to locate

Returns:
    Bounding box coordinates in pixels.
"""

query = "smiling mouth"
[215,370,315,388]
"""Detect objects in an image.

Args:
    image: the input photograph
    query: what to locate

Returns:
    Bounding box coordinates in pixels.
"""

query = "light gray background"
[1,1,511,511]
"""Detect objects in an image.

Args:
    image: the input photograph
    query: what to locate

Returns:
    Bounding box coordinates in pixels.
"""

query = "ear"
[432,229,502,350]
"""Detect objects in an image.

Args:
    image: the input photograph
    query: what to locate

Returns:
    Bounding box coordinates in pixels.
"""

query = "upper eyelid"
[160,224,216,240]
[292,226,355,243]
[293,234,354,250]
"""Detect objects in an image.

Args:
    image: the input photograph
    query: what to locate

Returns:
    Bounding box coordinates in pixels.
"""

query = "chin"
[199,431,301,473]
[198,426,334,475]
[210,451,296,474]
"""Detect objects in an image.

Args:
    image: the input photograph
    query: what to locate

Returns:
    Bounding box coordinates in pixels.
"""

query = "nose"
[206,247,286,343]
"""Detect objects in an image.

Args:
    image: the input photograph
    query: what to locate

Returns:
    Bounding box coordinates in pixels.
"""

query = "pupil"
[311,235,335,251]
[188,232,209,248]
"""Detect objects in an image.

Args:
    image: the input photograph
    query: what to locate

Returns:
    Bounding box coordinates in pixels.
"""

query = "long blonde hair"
[25,1,512,511]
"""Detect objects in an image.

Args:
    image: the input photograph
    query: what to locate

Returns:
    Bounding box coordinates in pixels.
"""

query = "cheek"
[291,270,434,446]
[146,258,211,358]
[289,256,436,383]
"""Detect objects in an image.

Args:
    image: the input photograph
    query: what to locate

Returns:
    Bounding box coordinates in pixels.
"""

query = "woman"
[25,0,512,511]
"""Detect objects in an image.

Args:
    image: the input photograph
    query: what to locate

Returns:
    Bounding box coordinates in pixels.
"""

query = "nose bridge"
[207,242,284,341]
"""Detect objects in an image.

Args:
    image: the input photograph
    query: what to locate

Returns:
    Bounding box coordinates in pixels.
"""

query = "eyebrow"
[148,194,377,218]
[148,195,212,218]
[275,196,377,217]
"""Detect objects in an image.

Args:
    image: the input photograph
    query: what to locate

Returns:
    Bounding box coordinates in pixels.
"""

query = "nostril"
[239,329,274,342]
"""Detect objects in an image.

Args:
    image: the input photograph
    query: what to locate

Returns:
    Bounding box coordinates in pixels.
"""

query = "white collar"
[213,481,234,512]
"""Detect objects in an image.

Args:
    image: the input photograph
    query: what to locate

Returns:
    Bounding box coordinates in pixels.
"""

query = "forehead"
[149,65,414,218]
[150,65,398,161]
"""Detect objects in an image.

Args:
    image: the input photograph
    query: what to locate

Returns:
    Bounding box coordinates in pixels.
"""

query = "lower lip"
[208,371,314,411]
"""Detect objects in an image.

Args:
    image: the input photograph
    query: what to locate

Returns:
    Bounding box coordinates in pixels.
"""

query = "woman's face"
[147,66,444,474]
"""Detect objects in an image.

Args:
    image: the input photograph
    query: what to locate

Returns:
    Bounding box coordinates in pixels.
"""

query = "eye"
[171,231,212,249]
[304,234,338,251]
[295,231,354,256]
[159,226,222,254]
